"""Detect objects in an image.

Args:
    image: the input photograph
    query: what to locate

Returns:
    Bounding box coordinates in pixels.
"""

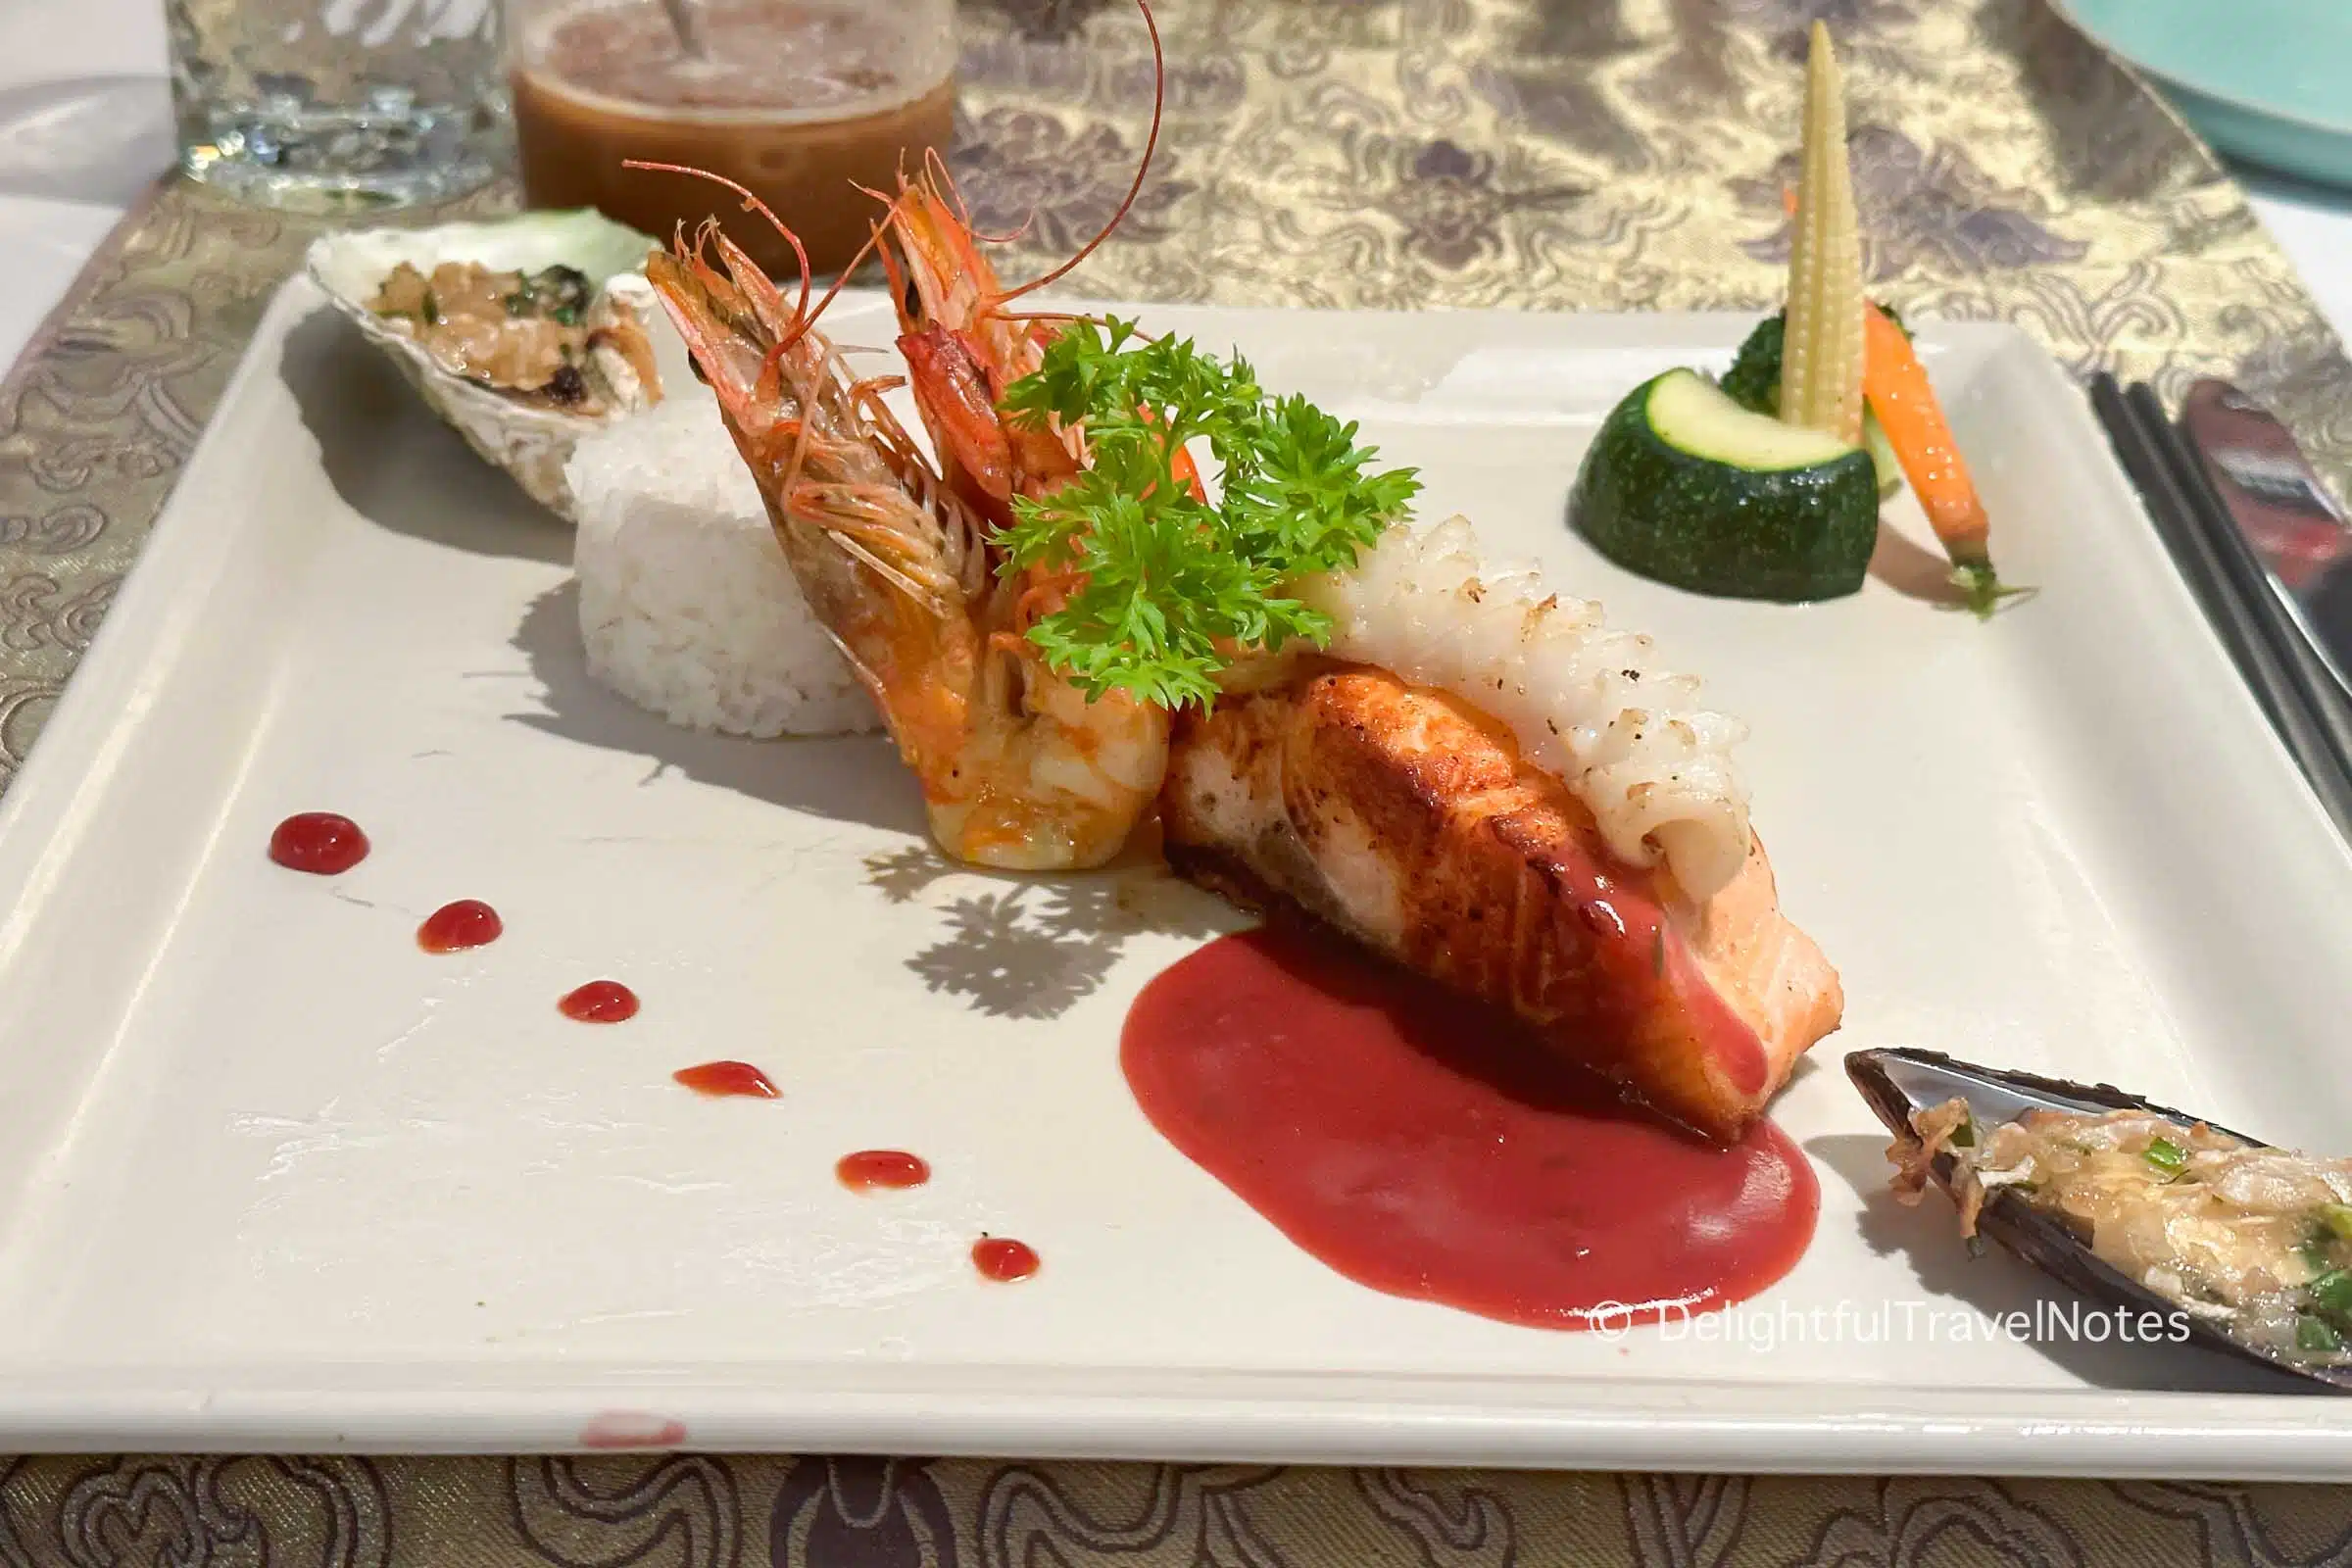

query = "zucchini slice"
[1724,311,1904,497]
[1570,368,1879,603]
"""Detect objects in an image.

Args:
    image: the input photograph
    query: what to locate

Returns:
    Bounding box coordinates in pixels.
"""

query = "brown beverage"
[512,0,956,278]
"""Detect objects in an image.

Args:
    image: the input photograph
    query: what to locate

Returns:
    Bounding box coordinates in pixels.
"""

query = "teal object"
[2061,0,2352,189]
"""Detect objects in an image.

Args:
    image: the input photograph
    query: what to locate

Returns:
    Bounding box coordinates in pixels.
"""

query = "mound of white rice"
[567,391,879,738]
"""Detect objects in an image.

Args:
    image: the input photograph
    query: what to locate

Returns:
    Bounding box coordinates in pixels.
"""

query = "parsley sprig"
[998,318,1420,709]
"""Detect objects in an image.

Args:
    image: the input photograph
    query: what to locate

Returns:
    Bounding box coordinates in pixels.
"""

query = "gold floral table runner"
[2,0,2350,1559]
[3,1456,2351,1567]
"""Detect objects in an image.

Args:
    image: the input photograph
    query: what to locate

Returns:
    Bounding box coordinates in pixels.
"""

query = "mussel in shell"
[1847,1047,2352,1393]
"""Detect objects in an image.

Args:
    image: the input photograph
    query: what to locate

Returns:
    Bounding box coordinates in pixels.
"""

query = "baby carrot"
[1862,301,2016,616]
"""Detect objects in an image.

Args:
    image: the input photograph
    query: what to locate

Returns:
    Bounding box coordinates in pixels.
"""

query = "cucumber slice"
[1724,310,1906,497]
[1570,369,1879,603]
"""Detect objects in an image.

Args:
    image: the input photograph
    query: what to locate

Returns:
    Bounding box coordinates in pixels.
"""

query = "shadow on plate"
[507,579,933,840]
[858,830,1242,1021]
[1805,1131,2322,1396]
[0,75,172,206]
[1868,522,1969,608]
[279,309,572,566]
[506,575,1239,1021]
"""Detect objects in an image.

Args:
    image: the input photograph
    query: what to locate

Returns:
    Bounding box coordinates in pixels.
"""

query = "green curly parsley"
[998,317,1421,709]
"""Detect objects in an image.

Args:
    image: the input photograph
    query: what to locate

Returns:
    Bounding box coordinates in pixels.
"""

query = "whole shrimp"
[643,202,1166,871]
[640,0,1180,870]
[868,8,1197,534]
[870,161,1082,534]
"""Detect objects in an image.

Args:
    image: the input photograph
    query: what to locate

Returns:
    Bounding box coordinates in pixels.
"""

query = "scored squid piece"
[1160,515,1844,1142]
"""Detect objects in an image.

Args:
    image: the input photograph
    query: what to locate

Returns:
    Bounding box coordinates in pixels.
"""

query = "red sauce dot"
[269,812,369,875]
[673,1060,778,1098]
[560,981,639,1022]
[417,899,503,954]
[972,1237,1040,1282]
[577,1412,687,1450]
[837,1150,930,1191]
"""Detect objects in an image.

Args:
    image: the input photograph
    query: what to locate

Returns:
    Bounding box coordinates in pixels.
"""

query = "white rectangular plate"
[3,280,2351,1476]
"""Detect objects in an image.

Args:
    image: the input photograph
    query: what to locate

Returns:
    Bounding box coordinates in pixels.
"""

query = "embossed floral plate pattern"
[0,275,2350,1474]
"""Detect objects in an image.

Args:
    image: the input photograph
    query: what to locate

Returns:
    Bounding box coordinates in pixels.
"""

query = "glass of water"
[169,0,506,209]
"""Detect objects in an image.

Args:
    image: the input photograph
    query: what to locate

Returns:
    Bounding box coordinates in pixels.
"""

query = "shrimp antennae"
[625,157,906,364]
[926,146,973,231]
[624,161,813,329]
[783,213,898,351]
[993,0,1163,309]
[627,160,865,395]
[916,145,1037,246]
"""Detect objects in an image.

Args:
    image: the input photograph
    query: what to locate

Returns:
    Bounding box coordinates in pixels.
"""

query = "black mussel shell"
[1845,1047,2352,1394]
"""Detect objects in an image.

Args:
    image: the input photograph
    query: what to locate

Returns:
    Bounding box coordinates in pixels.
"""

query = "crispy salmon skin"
[1159,664,1843,1142]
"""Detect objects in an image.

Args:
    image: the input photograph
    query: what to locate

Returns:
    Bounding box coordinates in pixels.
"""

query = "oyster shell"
[306,210,666,522]
[1848,1047,2347,1394]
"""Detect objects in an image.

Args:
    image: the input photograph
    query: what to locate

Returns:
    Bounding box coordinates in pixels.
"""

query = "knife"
[2093,375,2352,846]
[2178,379,2352,701]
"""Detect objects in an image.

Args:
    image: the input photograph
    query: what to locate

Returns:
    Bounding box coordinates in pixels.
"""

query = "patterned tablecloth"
[2,0,2350,1559]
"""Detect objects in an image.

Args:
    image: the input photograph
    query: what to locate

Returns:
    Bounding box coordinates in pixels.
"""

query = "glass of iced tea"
[505,0,957,278]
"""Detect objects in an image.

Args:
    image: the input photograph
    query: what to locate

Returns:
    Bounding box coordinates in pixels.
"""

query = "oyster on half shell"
[307,210,666,522]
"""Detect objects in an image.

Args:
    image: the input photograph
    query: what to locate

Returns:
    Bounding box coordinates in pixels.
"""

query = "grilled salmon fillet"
[1159,663,1843,1142]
